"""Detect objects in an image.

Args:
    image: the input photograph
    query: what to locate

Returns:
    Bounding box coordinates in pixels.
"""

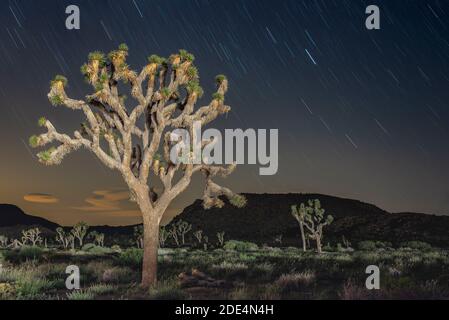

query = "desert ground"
[1,240,449,300]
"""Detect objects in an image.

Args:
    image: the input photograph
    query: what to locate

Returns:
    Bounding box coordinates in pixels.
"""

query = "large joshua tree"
[30,44,245,288]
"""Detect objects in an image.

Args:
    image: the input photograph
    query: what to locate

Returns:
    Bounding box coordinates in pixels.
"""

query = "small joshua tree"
[159,226,169,248]
[294,199,334,254]
[21,228,43,247]
[217,232,225,247]
[169,225,180,247]
[56,227,70,249]
[67,234,75,250]
[30,45,245,287]
[0,235,8,248]
[274,234,283,246]
[203,235,209,251]
[89,231,105,247]
[134,225,144,248]
[176,220,192,245]
[71,222,89,248]
[342,235,351,249]
[291,204,307,252]
[193,230,203,244]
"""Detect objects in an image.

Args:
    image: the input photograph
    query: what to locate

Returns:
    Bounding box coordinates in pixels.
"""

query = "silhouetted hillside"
[2,194,449,248]
[170,193,449,248]
[0,204,58,229]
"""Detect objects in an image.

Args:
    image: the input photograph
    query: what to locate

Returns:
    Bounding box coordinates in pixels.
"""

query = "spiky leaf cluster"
[50,75,68,87]
[148,54,166,65]
[38,117,47,127]
[215,74,227,84]
[230,195,247,208]
[179,49,195,62]
[29,135,40,148]
[186,80,204,97]
[212,93,225,102]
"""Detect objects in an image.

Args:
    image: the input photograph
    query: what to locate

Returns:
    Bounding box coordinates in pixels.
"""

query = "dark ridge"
[169,193,449,247]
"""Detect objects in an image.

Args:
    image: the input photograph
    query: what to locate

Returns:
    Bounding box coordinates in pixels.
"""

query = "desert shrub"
[16,277,52,299]
[3,246,44,263]
[275,271,315,292]
[87,246,114,255]
[148,280,188,300]
[400,241,432,251]
[19,246,44,261]
[223,240,258,252]
[111,245,122,252]
[258,283,282,300]
[212,261,248,277]
[375,241,392,249]
[2,250,20,263]
[66,290,95,300]
[117,248,143,268]
[357,241,377,251]
[356,251,382,264]
[88,283,116,295]
[101,267,135,284]
[0,283,16,299]
[37,263,67,281]
[228,286,251,300]
[0,263,54,299]
[323,243,335,252]
[339,280,376,300]
[250,262,275,280]
[81,243,96,251]
[238,253,257,263]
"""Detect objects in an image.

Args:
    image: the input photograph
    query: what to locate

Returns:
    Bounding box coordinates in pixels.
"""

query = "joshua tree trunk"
[299,221,306,252]
[315,235,322,254]
[142,214,160,288]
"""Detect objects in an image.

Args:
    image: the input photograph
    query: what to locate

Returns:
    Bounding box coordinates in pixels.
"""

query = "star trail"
[0,0,449,226]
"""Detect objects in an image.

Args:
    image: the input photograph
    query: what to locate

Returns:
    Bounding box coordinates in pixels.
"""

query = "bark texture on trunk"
[316,236,322,254]
[299,222,306,252]
[141,216,159,288]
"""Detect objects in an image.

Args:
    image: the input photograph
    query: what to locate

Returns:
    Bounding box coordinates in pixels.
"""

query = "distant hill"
[170,193,449,248]
[0,204,59,229]
[0,204,137,243]
[0,204,59,239]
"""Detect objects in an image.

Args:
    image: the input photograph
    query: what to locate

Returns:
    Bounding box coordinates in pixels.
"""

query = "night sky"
[0,0,449,226]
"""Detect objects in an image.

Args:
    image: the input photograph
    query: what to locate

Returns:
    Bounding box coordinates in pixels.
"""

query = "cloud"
[73,190,140,217]
[24,193,59,204]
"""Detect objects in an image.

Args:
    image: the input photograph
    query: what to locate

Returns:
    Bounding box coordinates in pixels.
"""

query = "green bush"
[375,241,392,249]
[223,240,259,252]
[16,278,52,299]
[90,246,114,255]
[149,280,188,300]
[20,246,44,261]
[400,241,432,251]
[117,248,143,268]
[88,283,116,295]
[66,290,95,300]
[4,246,44,263]
[357,241,377,251]
[81,243,96,251]
[101,267,135,284]
[111,245,122,252]
[0,283,16,299]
